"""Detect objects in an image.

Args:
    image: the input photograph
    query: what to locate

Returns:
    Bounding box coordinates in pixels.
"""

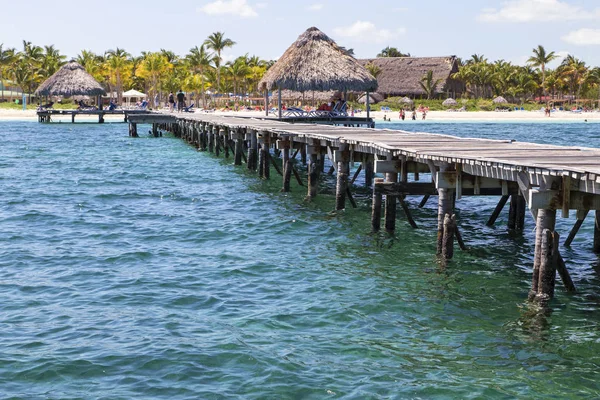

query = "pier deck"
[37,109,150,123]
[129,112,600,306]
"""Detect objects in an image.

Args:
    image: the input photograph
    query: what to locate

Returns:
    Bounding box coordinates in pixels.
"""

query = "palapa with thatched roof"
[442,98,458,107]
[276,89,341,103]
[35,61,106,97]
[357,92,385,104]
[259,27,377,93]
[359,57,464,99]
[492,96,508,104]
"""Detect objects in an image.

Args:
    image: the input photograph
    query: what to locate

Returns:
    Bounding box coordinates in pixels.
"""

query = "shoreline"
[1,108,599,123]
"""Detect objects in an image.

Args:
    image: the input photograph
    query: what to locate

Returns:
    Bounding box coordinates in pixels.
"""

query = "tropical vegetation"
[0,32,274,108]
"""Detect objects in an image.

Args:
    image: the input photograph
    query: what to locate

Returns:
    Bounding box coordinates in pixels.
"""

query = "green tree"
[204,32,236,93]
[419,70,442,100]
[185,45,213,108]
[365,62,381,79]
[0,44,16,100]
[527,45,557,101]
[106,48,131,104]
[377,46,410,57]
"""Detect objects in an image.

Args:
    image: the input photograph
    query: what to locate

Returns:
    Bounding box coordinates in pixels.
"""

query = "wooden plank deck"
[163,113,600,194]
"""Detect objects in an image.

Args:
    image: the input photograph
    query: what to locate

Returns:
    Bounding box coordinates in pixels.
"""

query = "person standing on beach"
[411,109,416,120]
[177,90,185,112]
[168,92,175,112]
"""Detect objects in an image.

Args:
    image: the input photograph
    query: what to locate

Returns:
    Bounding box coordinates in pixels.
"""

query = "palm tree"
[227,58,250,96]
[559,55,588,104]
[365,62,381,79]
[527,45,557,102]
[106,48,131,104]
[40,45,66,79]
[204,32,236,93]
[377,46,409,57]
[419,70,442,100]
[136,52,172,107]
[185,45,212,108]
[0,44,16,100]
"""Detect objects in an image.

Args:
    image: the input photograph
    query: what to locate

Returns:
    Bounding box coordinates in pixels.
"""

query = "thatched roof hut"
[442,98,458,107]
[35,61,106,97]
[492,96,508,104]
[359,56,463,98]
[258,27,378,93]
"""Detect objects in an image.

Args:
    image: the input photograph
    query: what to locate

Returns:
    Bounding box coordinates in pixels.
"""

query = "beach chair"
[183,103,195,113]
[37,101,54,111]
[330,101,348,117]
[136,100,148,110]
[283,106,306,117]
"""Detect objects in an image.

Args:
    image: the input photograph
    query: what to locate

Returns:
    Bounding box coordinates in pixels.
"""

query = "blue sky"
[2,0,600,68]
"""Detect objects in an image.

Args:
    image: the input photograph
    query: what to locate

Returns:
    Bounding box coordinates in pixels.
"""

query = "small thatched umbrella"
[35,61,106,106]
[258,27,378,118]
[442,98,458,107]
[399,96,414,105]
[492,96,508,104]
[358,92,384,104]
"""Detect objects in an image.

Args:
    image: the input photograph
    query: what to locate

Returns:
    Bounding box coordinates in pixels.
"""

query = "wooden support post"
[398,197,418,228]
[455,225,467,251]
[152,124,158,138]
[99,113,104,124]
[371,178,384,232]
[350,164,363,185]
[208,126,215,153]
[486,195,509,226]
[437,167,454,255]
[234,131,243,166]
[71,113,76,123]
[516,194,526,231]
[384,155,398,233]
[223,129,230,159]
[130,123,138,138]
[261,134,270,179]
[346,187,357,208]
[281,138,292,192]
[364,156,374,187]
[418,194,430,208]
[556,251,576,293]
[595,210,600,254]
[248,130,258,171]
[535,230,558,306]
[565,210,589,247]
[306,140,319,200]
[335,144,349,210]
[442,214,456,260]
[300,145,307,165]
[529,209,557,301]
[508,194,518,230]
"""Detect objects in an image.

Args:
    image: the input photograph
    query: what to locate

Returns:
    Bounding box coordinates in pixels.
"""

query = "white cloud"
[256,2,267,8]
[333,21,405,43]
[198,0,258,18]
[562,29,600,46]
[307,4,323,11]
[478,0,600,22]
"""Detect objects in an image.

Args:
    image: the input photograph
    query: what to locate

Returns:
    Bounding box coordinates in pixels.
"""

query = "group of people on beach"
[168,90,187,112]
[382,105,428,122]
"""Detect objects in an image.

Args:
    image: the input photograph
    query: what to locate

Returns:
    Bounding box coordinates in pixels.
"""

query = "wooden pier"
[37,109,150,124]
[128,112,600,306]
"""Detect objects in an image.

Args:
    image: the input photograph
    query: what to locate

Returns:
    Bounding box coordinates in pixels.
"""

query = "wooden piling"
[152,123,158,138]
[281,137,292,192]
[529,209,557,301]
[260,133,270,179]
[437,167,455,255]
[384,155,398,233]
[418,194,430,208]
[442,213,456,260]
[335,144,349,210]
[248,130,258,171]
[508,194,517,230]
[371,178,384,232]
[234,130,243,166]
[516,194,526,231]
[306,140,320,200]
[364,156,374,187]
[535,229,558,306]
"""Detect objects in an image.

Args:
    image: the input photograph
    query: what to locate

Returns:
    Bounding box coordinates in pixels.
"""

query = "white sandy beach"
[1,108,599,122]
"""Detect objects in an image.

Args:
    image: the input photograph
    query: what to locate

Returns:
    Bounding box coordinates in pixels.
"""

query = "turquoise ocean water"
[1,120,600,399]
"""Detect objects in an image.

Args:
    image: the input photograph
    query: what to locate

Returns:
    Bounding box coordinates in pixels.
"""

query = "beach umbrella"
[358,92,384,104]
[258,26,378,118]
[442,98,458,107]
[492,96,508,104]
[35,61,106,97]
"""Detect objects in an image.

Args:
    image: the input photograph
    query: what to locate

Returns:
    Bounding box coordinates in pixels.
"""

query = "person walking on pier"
[168,92,175,112]
[177,90,185,112]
